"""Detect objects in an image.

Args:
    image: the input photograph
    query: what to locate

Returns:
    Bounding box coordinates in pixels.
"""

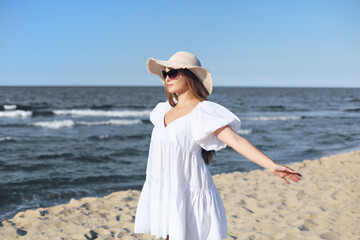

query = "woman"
[134,51,302,240]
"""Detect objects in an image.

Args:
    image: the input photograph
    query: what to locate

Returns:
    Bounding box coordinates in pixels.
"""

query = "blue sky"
[0,0,359,87]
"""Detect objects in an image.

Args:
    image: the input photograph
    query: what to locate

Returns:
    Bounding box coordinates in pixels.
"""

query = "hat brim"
[146,58,213,95]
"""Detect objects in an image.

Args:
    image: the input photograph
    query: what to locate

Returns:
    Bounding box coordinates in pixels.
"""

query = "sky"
[0,0,359,87]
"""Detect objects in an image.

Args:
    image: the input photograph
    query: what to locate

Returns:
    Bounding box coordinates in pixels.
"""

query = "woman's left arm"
[214,125,302,184]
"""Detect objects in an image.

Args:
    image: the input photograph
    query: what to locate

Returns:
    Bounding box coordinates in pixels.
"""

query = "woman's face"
[164,67,188,94]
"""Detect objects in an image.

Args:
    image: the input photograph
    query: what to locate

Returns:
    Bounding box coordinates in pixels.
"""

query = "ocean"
[0,86,359,221]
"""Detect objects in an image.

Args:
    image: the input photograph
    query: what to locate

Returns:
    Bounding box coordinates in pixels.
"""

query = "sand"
[1,150,359,240]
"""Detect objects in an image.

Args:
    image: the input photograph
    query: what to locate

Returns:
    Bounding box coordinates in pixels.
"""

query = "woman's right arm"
[214,125,302,184]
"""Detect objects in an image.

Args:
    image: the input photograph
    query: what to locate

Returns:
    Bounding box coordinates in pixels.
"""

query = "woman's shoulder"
[200,100,224,106]
[196,100,233,113]
[191,99,241,127]
[149,100,171,125]
[190,100,241,151]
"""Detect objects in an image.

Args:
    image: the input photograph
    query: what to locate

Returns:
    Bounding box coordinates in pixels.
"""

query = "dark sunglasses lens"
[168,70,178,79]
[162,69,179,79]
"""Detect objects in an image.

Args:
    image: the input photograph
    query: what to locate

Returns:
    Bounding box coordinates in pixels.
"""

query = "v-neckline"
[163,101,205,129]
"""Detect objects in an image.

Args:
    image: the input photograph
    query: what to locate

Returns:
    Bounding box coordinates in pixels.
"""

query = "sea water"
[0,86,359,220]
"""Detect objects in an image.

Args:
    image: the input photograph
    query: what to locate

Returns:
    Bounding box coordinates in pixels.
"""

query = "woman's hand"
[269,163,302,184]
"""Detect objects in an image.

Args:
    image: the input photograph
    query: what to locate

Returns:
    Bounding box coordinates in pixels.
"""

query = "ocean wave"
[89,104,115,110]
[344,108,360,112]
[0,137,12,142]
[31,119,142,129]
[88,133,148,141]
[32,120,75,129]
[242,115,302,121]
[32,110,55,117]
[237,128,252,135]
[0,108,151,118]
[53,109,151,117]
[77,119,142,126]
[37,152,74,160]
[3,105,16,110]
[0,110,32,118]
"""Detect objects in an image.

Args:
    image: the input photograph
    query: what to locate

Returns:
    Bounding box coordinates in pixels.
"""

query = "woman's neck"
[175,89,199,108]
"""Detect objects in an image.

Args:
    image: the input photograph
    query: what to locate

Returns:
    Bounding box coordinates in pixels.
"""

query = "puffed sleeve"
[149,100,170,126]
[190,101,241,151]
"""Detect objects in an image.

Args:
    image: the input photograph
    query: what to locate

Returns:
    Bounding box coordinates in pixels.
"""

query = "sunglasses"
[162,69,181,80]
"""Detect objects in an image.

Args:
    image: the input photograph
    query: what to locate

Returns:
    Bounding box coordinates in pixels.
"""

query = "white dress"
[134,99,241,240]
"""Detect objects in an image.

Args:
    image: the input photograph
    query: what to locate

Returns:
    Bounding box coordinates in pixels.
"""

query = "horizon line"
[0,85,359,89]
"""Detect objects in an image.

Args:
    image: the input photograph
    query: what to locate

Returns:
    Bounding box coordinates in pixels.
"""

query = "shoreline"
[2,145,359,222]
[1,150,359,239]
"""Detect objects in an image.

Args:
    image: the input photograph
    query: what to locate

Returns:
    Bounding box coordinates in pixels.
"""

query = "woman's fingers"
[287,174,300,182]
[279,164,303,177]
[280,173,301,183]
[272,163,302,184]
[282,173,300,184]
[282,177,290,184]
[285,167,302,177]
[291,170,302,177]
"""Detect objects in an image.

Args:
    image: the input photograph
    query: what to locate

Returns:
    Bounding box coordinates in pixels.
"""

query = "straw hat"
[146,51,213,95]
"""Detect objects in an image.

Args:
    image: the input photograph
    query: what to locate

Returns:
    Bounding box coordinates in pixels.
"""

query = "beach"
[1,150,359,240]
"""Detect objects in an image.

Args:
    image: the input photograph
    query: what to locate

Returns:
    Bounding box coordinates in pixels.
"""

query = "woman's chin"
[167,88,177,94]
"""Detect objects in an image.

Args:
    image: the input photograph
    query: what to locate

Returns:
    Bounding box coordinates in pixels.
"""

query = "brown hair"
[164,68,216,165]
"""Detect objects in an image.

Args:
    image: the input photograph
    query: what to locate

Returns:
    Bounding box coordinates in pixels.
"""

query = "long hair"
[164,68,216,165]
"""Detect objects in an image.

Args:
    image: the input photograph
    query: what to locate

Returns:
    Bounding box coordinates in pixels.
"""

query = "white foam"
[237,128,252,135]
[31,119,141,129]
[0,110,32,118]
[0,137,12,142]
[53,109,151,117]
[242,115,301,121]
[99,135,110,139]
[4,105,16,110]
[32,120,75,129]
[77,119,142,126]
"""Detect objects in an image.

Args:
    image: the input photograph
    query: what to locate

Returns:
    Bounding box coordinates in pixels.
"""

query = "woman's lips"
[168,84,173,87]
